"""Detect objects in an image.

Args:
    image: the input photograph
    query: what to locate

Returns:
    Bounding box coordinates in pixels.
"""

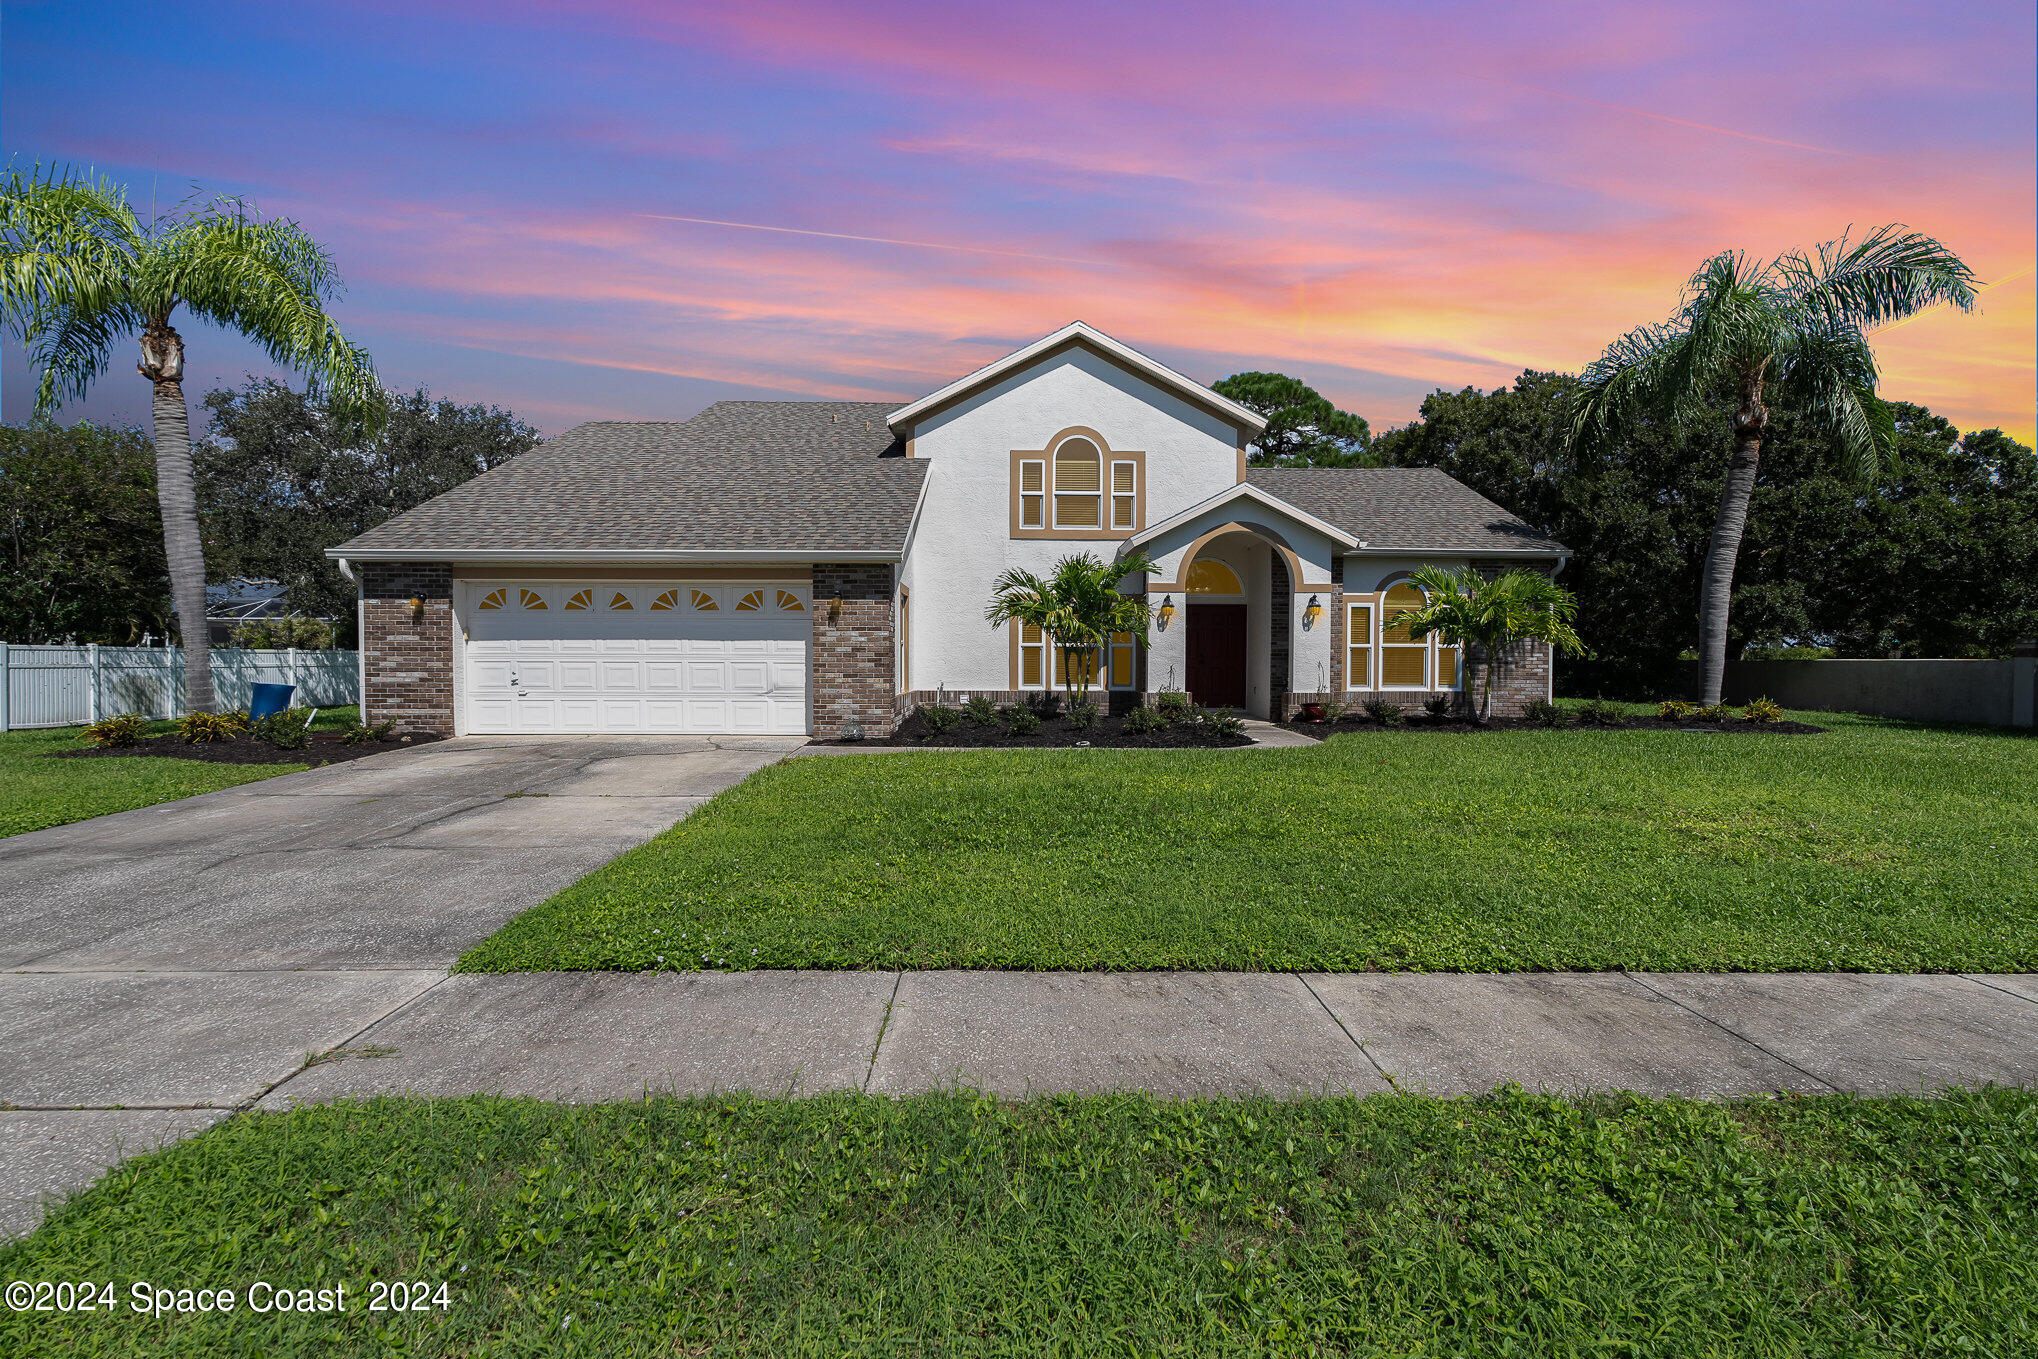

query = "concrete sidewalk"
[6,967,2034,1237]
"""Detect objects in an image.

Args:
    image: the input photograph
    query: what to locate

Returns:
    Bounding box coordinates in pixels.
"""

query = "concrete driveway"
[0,733,801,1236]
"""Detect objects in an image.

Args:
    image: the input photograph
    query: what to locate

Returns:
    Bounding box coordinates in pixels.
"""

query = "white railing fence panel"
[0,645,359,730]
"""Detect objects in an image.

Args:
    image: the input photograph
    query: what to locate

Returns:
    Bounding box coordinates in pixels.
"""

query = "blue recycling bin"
[248,682,296,721]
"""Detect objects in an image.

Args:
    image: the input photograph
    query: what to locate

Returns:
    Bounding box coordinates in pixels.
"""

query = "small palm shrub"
[1574,698,1625,727]
[1006,707,1040,735]
[1658,699,1696,720]
[1694,703,1732,723]
[340,717,397,745]
[1123,705,1164,734]
[1065,698,1099,731]
[251,707,312,750]
[1522,698,1566,727]
[963,695,999,726]
[1742,695,1784,724]
[918,703,961,733]
[81,713,151,747]
[1155,690,1191,721]
[177,710,248,743]
[1361,698,1404,725]
[1423,695,1454,719]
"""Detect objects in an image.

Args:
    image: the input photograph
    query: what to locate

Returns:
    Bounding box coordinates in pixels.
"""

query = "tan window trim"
[1009,429,1145,540]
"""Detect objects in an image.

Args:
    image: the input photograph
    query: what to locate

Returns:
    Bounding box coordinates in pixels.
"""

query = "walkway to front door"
[1187,603,1247,708]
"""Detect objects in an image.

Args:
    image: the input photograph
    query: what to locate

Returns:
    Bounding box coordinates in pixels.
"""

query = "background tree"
[984,552,1158,702]
[1375,374,2037,690]
[197,379,538,639]
[0,167,381,712]
[0,419,171,642]
[1398,566,1585,721]
[1212,371,1375,466]
[1567,226,1976,704]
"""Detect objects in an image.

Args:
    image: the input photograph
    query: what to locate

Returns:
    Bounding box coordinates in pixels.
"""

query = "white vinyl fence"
[0,645,359,731]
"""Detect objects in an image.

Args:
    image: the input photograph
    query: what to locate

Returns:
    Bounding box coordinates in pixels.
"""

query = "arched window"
[1380,582,1427,687]
[1186,559,1244,595]
[518,588,547,610]
[776,590,805,612]
[1053,438,1101,529]
[608,591,634,611]
[736,589,764,611]
[690,589,719,611]
[650,589,681,611]
[477,588,507,611]
[564,588,594,611]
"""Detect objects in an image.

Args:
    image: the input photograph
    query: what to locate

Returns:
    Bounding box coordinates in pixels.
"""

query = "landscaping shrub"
[251,707,313,750]
[79,713,150,747]
[1122,705,1164,734]
[1658,698,1696,720]
[1155,690,1191,721]
[1575,698,1625,727]
[1006,708,1040,735]
[1024,691,1063,718]
[339,717,397,746]
[1423,695,1454,718]
[1695,703,1732,723]
[918,703,962,733]
[1065,698,1099,731]
[1361,698,1405,725]
[963,695,999,726]
[1319,699,1349,725]
[176,710,248,743]
[1522,698,1567,728]
[1743,695,1784,724]
[1202,710,1246,739]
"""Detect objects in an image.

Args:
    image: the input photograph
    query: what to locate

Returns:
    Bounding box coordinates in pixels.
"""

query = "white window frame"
[1018,621,1048,690]
[1345,602,1373,691]
[1019,459,1046,529]
[1051,440,1103,530]
[1110,459,1138,530]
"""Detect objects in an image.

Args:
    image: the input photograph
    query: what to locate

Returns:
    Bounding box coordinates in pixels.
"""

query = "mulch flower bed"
[1280,714,1827,738]
[824,708,1251,749]
[52,732,445,767]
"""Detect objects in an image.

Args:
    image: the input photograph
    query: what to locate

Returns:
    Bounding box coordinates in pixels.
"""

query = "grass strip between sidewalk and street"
[460,709,2038,974]
[3,1088,2033,1356]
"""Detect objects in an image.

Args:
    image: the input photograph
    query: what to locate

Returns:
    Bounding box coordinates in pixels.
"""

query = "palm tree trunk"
[140,323,217,714]
[1696,382,1767,706]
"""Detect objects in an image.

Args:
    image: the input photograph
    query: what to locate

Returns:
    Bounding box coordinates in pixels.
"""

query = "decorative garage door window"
[462,582,811,735]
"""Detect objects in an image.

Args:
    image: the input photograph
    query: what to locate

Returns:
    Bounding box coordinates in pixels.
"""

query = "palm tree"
[1,166,381,713]
[1568,226,1975,705]
[1400,566,1584,722]
[984,551,1159,702]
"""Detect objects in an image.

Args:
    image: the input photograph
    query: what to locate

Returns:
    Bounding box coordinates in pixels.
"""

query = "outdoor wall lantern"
[1303,595,1323,627]
[408,596,425,621]
[1157,595,1176,628]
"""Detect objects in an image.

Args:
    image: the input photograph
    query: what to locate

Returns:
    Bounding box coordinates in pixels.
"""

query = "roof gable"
[887,322,1266,438]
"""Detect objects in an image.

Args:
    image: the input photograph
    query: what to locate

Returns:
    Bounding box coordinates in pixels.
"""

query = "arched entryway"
[1184,557,1249,707]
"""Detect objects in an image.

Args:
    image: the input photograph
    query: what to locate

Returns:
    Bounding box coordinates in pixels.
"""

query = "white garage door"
[461,581,809,735]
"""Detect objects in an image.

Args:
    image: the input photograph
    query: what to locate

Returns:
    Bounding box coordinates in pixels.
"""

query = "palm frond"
[150,203,384,430]
[0,165,144,414]
[1776,224,1977,331]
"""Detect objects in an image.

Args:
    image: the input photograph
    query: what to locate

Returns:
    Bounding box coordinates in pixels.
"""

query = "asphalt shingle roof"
[334,401,924,556]
[1246,467,1566,555]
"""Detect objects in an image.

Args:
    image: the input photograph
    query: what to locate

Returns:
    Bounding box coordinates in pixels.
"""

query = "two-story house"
[330,323,1567,737]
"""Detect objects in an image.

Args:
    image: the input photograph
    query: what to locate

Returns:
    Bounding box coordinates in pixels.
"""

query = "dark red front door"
[1187,604,1247,708]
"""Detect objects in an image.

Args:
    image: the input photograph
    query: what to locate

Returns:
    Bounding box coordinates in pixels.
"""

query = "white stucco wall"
[900,347,1243,692]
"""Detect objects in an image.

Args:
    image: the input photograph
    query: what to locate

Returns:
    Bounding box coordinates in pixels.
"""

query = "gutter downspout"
[336,557,367,722]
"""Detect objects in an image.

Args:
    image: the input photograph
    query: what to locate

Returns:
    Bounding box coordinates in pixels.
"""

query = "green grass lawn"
[461,710,2038,974]
[0,706,359,839]
[4,1089,2032,1356]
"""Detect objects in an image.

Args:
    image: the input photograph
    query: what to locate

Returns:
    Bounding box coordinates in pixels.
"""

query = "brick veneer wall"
[812,563,898,738]
[897,688,1150,719]
[361,562,455,734]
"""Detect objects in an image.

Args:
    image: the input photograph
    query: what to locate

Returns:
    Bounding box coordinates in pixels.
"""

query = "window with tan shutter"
[1056,644,1098,687]
[1111,460,1137,529]
[1381,582,1427,687]
[1019,621,1045,687]
[1053,439,1101,529]
[1108,631,1136,688]
[1020,460,1045,528]
[1346,603,1372,687]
